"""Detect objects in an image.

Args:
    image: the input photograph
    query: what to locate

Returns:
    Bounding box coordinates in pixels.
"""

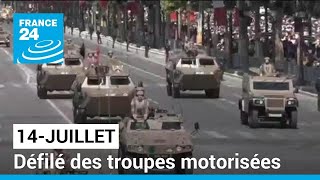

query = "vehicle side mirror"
[37,64,42,71]
[194,122,200,131]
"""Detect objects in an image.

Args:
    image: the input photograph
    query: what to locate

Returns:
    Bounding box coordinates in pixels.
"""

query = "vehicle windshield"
[87,77,101,85]
[130,121,150,130]
[199,58,215,65]
[47,63,62,66]
[110,76,130,85]
[65,59,81,66]
[181,58,195,65]
[253,81,290,90]
[161,122,181,130]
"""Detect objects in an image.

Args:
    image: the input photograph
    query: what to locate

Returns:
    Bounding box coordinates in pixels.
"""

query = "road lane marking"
[11,83,22,88]
[232,93,242,98]
[202,130,229,139]
[2,49,31,84]
[45,99,72,124]
[77,45,166,80]
[1,48,73,124]
[101,54,166,80]
[235,130,257,139]
[218,98,236,106]
[148,98,160,105]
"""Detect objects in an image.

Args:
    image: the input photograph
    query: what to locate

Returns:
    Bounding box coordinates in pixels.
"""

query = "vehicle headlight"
[286,98,297,106]
[166,148,173,153]
[137,146,144,152]
[176,146,182,152]
[184,145,192,150]
[253,97,265,105]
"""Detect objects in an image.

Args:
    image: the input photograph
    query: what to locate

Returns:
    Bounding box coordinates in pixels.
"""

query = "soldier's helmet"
[263,57,271,64]
[66,39,72,44]
[138,81,144,87]
[108,51,113,58]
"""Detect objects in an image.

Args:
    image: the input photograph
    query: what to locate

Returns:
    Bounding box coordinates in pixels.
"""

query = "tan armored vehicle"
[72,65,136,124]
[238,74,299,128]
[0,29,10,47]
[118,109,193,174]
[165,54,223,98]
[36,40,85,98]
[36,58,85,99]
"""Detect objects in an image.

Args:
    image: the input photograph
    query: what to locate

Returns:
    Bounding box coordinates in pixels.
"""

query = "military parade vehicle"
[165,53,223,98]
[118,109,193,174]
[238,74,299,128]
[36,45,85,99]
[0,28,10,47]
[72,65,136,124]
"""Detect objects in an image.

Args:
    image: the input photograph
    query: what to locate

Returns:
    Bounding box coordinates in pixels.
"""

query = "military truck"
[165,54,223,98]
[238,74,299,128]
[72,65,136,124]
[118,109,193,174]
[0,29,10,47]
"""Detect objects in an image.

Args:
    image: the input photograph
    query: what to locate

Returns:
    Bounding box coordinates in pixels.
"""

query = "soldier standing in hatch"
[259,57,277,76]
[131,87,150,121]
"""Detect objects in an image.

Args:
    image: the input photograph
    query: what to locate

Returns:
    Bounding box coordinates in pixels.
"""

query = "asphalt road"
[1,23,320,174]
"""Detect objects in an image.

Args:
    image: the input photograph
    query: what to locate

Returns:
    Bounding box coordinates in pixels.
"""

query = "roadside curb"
[298,89,318,97]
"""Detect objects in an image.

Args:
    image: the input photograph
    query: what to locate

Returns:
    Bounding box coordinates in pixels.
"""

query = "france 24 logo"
[13,13,64,64]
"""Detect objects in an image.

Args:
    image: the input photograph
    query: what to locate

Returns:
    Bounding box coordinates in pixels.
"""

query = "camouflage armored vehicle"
[165,54,223,98]
[238,74,299,128]
[72,65,136,124]
[118,109,193,174]
[0,29,10,47]
[36,57,85,99]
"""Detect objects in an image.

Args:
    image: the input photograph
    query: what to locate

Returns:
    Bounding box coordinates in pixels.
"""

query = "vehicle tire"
[172,84,180,98]
[248,110,259,128]
[37,86,47,99]
[74,108,86,124]
[118,147,129,174]
[36,71,42,84]
[6,42,10,47]
[240,111,248,125]
[207,88,220,98]
[167,82,172,96]
[174,155,193,174]
[289,111,298,129]
[205,89,214,98]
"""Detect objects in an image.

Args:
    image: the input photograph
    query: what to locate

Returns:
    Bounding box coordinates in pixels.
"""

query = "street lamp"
[295,5,307,86]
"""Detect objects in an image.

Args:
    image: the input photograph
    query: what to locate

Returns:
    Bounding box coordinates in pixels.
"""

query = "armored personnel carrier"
[36,57,85,99]
[118,109,193,174]
[36,39,85,98]
[165,53,223,98]
[72,65,136,124]
[238,74,299,128]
